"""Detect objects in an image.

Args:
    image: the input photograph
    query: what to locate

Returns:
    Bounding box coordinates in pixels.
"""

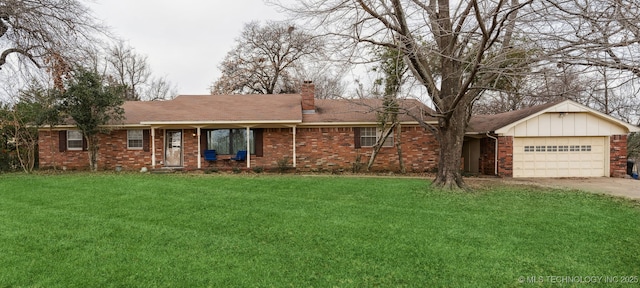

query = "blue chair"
[230,150,247,162]
[204,150,217,166]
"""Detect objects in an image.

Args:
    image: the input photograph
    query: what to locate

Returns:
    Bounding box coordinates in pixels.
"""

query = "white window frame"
[67,130,83,151]
[360,127,394,147]
[127,129,144,150]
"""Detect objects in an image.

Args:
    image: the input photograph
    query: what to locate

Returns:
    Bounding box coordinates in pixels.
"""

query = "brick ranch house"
[38,83,639,177]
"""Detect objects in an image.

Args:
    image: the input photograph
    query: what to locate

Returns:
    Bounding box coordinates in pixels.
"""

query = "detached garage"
[466,100,640,178]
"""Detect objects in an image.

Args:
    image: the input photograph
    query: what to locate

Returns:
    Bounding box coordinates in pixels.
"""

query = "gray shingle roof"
[121,95,435,125]
[466,101,560,133]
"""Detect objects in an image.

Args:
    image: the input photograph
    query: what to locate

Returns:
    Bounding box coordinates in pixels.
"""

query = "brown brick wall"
[254,126,439,172]
[39,126,440,172]
[479,136,514,177]
[497,136,513,177]
[38,130,152,171]
[610,134,627,178]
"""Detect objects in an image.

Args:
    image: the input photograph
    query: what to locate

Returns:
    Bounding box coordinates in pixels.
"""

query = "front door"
[165,130,182,167]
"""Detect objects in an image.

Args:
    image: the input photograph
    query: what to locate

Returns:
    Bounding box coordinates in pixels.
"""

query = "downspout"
[486,132,498,176]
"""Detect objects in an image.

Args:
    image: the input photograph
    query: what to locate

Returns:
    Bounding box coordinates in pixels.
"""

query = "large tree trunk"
[424,29,481,190]
[431,97,470,190]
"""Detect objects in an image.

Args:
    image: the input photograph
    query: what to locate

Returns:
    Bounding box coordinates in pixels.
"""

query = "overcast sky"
[89,0,287,95]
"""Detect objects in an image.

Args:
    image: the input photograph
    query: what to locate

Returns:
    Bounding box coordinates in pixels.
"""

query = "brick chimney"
[301,80,315,114]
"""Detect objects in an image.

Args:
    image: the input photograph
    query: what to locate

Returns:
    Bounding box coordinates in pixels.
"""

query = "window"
[581,145,592,152]
[360,127,394,147]
[524,146,534,152]
[360,127,377,147]
[207,129,254,155]
[67,130,83,150]
[127,130,144,149]
[535,146,546,152]
[547,145,557,152]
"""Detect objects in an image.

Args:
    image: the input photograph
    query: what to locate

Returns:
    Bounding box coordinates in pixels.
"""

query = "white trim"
[605,136,611,177]
[197,127,202,169]
[359,127,394,147]
[246,127,250,169]
[41,121,433,130]
[292,126,297,168]
[66,130,83,151]
[299,121,433,127]
[126,129,144,150]
[151,128,156,168]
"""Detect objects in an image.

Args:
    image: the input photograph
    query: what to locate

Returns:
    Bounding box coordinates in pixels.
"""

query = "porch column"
[246,126,251,168]
[197,127,202,169]
[292,125,297,168]
[151,127,156,168]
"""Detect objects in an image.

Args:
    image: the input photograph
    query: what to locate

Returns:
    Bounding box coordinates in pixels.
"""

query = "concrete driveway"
[501,177,640,200]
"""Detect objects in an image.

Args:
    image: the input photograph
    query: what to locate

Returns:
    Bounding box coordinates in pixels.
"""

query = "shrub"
[0,150,18,172]
[276,157,293,174]
[204,167,219,174]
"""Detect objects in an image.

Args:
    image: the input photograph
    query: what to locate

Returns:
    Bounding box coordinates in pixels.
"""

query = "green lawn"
[0,173,638,287]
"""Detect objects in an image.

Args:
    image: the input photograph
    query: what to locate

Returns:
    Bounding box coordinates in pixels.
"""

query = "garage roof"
[467,100,640,134]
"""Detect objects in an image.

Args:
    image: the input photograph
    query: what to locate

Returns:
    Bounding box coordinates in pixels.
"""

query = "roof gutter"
[298,121,438,127]
[486,132,498,176]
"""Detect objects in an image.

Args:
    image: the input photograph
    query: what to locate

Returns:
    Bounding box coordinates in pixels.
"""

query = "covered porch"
[144,122,302,170]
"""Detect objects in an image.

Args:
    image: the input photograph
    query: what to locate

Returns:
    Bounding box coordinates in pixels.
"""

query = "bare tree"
[280,0,530,189]
[210,21,324,95]
[585,68,640,125]
[0,0,103,71]
[530,0,640,123]
[106,41,151,101]
[280,0,640,189]
[475,64,592,114]
[366,47,408,172]
[535,0,640,78]
[295,62,348,99]
[100,41,177,101]
[143,77,177,101]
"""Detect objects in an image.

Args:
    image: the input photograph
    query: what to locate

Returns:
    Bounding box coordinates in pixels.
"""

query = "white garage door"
[513,137,607,177]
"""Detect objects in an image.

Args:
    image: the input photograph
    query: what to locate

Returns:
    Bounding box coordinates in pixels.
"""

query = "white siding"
[506,112,626,137]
